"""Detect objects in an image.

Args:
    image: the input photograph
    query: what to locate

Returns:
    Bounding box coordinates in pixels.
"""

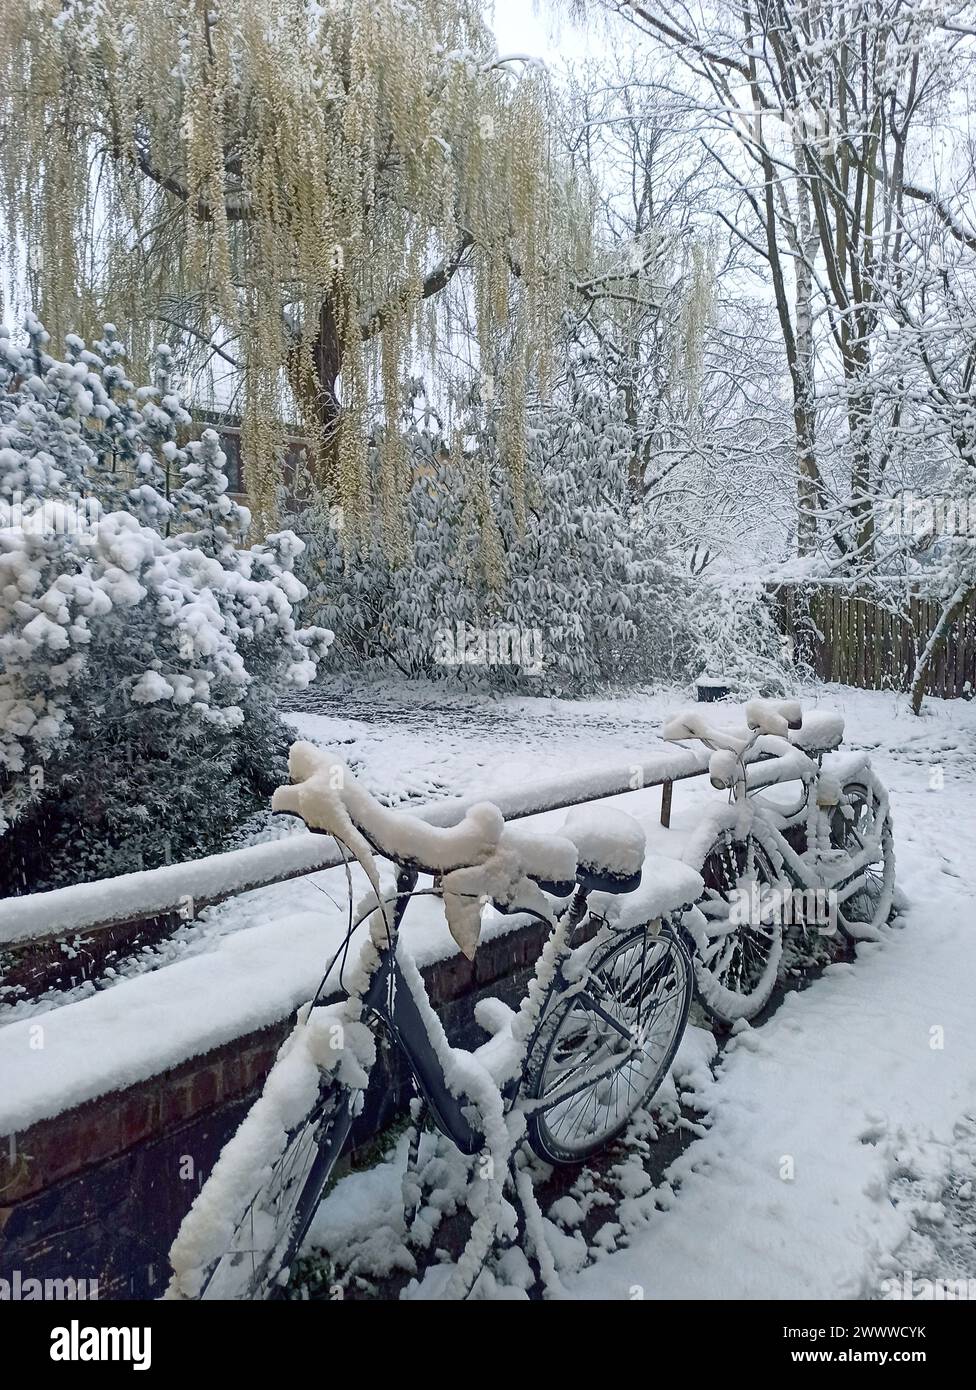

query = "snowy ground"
[3,676,975,1299]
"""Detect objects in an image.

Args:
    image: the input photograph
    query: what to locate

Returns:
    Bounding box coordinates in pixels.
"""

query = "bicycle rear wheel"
[524,922,693,1165]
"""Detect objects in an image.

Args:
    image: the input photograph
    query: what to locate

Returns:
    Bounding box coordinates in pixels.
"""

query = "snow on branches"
[0,0,579,537]
[294,372,705,696]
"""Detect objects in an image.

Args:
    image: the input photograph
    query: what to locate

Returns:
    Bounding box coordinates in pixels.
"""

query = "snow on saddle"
[560,805,647,895]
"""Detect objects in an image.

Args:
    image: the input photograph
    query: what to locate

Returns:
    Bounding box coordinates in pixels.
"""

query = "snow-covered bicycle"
[663,699,896,1026]
[166,741,702,1300]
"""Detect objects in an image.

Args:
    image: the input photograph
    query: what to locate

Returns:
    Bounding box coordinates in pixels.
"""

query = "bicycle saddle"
[788,710,844,752]
[560,805,645,895]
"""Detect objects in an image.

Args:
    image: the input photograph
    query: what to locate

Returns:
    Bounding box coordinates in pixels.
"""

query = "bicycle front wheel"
[524,922,693,1165]
[692,831,785,1026]
[167,1053,357,1300]
[829,774,895,942]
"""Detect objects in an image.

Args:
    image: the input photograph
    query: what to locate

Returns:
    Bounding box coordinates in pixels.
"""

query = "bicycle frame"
[361,866,484,1155]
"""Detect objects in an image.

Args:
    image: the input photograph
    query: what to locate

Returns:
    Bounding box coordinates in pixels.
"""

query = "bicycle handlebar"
[273,741,582,960]
[272,741,578,889]
[745,699,803,735]
[664,699,803,752]
[662,710,754,753]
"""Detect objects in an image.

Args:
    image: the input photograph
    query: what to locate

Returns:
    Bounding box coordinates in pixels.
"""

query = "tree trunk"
[286,297,344,490]
[313,299,342,437]
[909,583,970,714]
[758,119,824,557]
[312,298,343,484]
[793,228,822,556]
[845,333,875,566]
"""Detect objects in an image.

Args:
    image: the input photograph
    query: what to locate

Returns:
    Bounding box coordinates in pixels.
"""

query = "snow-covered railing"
[0,739,817,951]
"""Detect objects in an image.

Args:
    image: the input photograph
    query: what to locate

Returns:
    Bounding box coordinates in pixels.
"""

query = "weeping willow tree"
[0,0,586,540]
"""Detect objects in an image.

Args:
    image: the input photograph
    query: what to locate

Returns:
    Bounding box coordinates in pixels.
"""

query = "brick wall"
[0,919,548,1300]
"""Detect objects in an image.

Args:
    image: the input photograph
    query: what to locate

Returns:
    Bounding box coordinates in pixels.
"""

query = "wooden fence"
[770,584,976,699]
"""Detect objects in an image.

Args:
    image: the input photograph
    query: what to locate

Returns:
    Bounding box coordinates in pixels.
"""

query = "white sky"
[491,0,592,65]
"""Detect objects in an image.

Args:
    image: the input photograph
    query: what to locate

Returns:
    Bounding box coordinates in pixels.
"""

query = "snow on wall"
[0,873,546,1137]
[0,835,339,946]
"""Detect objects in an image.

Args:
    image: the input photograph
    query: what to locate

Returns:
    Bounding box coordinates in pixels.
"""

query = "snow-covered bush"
[0,319,331,889]
[294,380,695,696]
[687,577,795,697]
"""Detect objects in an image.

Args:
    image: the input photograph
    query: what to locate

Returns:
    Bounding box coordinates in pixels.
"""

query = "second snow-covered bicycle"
[663,699,895,1026]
